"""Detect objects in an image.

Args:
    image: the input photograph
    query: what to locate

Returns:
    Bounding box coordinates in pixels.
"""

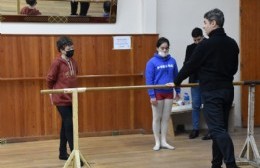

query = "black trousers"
[201,88,237,168]
[70,2,90,16]
[57,106,74,156]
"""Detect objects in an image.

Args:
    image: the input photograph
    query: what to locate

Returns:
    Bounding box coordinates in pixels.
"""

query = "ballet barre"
[40,80,260,168]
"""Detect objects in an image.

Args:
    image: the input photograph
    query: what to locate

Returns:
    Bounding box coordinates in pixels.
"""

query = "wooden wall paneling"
[240,0,260,126]
[256,0,260,125]
[133,35,158,131]
[0,34,158,141]
[0,82,16,137]
[21,37,41,136]
[129,36,136,130]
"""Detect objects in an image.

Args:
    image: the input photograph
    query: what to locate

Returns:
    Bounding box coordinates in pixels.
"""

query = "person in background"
[20,0,41,15]
[145,37,180,151]
[70,0,90,16]
[103,1,111,17]
[46,36,83,167]
[185,27,211,140]
[174,8,239,168]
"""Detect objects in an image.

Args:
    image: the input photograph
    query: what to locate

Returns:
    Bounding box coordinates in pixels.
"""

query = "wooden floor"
[0,128,259,168]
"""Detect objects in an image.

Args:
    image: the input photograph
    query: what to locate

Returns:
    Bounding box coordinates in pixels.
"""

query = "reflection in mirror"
[0,0,117,23]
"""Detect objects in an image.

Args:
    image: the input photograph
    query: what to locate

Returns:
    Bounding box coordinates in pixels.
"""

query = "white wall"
[157,0,241,127]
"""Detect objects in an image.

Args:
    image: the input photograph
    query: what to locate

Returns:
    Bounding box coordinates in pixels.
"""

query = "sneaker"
[189,130,199,139]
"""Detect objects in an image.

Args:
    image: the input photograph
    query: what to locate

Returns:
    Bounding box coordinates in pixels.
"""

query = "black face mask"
[66,50,74,58]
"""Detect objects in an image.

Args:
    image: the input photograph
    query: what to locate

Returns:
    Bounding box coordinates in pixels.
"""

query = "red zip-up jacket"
[46,56,78,106]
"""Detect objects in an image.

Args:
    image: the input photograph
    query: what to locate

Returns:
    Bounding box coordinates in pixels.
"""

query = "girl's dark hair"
[156,37,170,48]
[56,36,73,52]
[26,0,37,6]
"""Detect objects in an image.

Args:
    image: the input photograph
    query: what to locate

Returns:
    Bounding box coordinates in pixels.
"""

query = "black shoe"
[202,132,211,140]
[59,153,69,160]
[80,160,84,167]
[189,130,199,139]
[226,162,240,168]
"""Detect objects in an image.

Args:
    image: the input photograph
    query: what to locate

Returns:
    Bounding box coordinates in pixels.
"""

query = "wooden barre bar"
[40,81,255,94]
[78,73,143,78]
[41,85,170,94]
[0,73,143,81]
[41,84,198,94]
[41,87,87,94]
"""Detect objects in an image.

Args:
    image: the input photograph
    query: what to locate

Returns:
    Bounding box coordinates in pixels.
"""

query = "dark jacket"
[174,28,239,92]
[184,43,199,83]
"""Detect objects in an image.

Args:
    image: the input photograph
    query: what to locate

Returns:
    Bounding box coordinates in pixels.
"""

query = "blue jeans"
[201,89,236,167]
[191,86,202,130]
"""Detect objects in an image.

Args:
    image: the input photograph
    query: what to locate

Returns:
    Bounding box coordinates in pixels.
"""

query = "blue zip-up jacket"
[145,53,180,98]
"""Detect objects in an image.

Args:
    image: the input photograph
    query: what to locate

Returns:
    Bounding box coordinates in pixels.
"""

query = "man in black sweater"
[174,8,239,168]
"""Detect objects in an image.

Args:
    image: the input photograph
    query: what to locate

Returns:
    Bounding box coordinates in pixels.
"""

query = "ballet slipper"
[161,143,175,150]
[153,144,160,151]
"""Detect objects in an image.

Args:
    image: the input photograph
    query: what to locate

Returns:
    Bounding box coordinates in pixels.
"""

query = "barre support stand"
[237,84,260,167]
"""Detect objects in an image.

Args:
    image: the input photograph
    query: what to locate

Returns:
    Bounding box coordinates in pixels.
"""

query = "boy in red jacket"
[20,0,41,15]
[47,36,78,161]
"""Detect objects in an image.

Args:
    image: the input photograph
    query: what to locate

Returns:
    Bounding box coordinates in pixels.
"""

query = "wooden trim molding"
[0,73,144,81]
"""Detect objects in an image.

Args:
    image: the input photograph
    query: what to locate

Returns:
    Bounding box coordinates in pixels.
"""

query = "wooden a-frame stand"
[237,84,260,167]
[42,88,91,168]
[63,90,91,168]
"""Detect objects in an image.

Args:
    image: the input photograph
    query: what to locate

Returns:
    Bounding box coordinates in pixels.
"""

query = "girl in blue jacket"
[145,37,180,151]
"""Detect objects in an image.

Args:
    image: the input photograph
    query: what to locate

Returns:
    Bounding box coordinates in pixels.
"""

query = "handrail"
[78,73,143,78]
[0,73,144,81]
[40,81,260,94]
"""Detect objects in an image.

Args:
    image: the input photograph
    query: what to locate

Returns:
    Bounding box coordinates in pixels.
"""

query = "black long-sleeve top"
[174,28,239,92]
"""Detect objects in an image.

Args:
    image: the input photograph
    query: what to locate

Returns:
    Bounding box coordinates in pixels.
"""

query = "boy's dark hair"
[191,27,203,38]
[56,36,73,52]
[26,0,37,6]
[103,1,111,13]
[156,37,170,48]
[204,8,225,27]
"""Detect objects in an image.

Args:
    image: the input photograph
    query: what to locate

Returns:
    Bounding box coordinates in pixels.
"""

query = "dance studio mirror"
[0,0,117,23]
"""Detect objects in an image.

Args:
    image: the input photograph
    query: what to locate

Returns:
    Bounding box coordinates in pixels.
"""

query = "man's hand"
[165,82,175,87]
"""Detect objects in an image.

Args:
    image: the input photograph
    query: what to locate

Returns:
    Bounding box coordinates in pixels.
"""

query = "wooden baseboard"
[3,129,153,143]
